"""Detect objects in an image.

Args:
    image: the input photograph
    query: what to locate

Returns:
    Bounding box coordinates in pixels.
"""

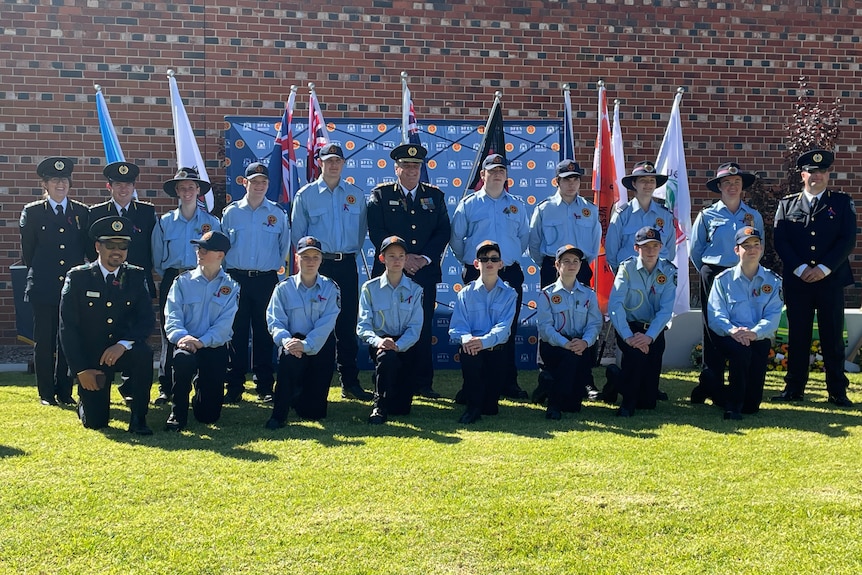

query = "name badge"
[388,200,401,206]
[86,291,101,298]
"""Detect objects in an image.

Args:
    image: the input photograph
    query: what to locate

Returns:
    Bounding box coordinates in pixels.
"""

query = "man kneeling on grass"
[449,240,517,424]
[264,236,340,429]
[164,231,239,432]
[357,235,424,424]
[702,227,783,420]
[537,244,603,420]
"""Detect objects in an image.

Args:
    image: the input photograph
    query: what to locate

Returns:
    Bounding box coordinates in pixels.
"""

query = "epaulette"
[419,182,443,193]
[24,199,47,209]
[134,199,155,207]
[68,262,94,274]
[614,202,630,215]
[780,192,802,201]
[124,263,145,272]
[765,268,782,282]
[69,199,89,209]
[660,258,678,271]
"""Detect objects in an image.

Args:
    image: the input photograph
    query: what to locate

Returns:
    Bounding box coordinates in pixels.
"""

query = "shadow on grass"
[0,445,27,458]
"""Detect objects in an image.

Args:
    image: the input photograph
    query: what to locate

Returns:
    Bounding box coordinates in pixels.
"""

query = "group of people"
[20,141,856,433]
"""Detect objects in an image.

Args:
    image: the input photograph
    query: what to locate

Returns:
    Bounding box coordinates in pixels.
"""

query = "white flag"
[168,72,213,212]
[610,99,627,211]
[654,90,692,315]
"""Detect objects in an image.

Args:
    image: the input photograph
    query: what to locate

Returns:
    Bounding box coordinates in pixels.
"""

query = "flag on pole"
[267,87,300,207]
[167,70,213,212]
[562,84,576,161]
[306,85,330,183]
[590,82,617,314]
[401,74,430,183]
[95,85,126,163]
[464,93,506,196]
[610,99,628,211]
[654,88,692,315]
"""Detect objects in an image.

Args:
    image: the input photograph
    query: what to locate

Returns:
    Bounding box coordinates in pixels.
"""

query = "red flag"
[464,94,506,196]
[591,83,617,314]
[306,87,330,183]
[267,88,299,207]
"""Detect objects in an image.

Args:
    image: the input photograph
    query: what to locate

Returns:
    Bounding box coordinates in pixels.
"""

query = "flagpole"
[463,90,503,198]
[562,83,576,161]
[401,71,409,144]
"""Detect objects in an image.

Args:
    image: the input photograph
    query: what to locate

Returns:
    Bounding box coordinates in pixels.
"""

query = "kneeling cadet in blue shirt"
[537,244,603,420]
[264,236,340,429]
[448,240,517,424]
[164,231,239,431]
[357,236,424,424]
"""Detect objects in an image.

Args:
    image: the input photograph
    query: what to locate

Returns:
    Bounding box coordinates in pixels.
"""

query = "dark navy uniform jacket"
[19,199,90,305]
[774,190,856,287]
[367,181,451,286]
[88,200,158,297]
[59,262,155,377]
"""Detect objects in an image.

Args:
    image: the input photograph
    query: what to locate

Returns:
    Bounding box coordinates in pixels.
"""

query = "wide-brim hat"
[103,161,139,183]
[621,161,669,191]
[37,157,74,179]
[705,162,756,193]
[162,167,211,198]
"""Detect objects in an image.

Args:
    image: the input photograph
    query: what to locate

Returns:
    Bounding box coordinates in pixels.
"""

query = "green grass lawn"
[1,368,861,575]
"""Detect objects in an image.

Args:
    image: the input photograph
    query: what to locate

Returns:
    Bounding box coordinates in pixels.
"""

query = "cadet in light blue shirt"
[537,244,603,419]
[449,240,517,424]
[528,159,600,287]
[357,236,424,424]
[690,162,764,390]
[607,227,677,417]
[151,167,221,405]
[164,231,239,431]
[221,163,291,404]
[702,227,783,420]
[265,236,340,429]
[290,143,372,401]
[605,161,676,271]
[450,154,529,401]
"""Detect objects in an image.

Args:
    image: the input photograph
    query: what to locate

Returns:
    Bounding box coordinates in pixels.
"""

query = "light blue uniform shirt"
[528,192,601,264]
[708,264,783,339]
[690,200,763,269]
[266,273,340,355]
[605,198,676,270]
[450,189,529,266]
[151,208,221,276]
[448,277,517,348]
[537,279,603,348]
[291,177,368,253]
[608,257,677,341]
[357,273,424,351]
[221,198,290,271]
[165,267,239,348]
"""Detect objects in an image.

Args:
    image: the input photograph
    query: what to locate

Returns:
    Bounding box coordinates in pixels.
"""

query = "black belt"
[227,269,275,277]
[628,321,651,332]
[322,252,355,261]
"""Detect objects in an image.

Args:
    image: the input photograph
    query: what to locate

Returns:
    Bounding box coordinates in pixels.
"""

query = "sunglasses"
[478,256,502,263]
[102,241,129,250]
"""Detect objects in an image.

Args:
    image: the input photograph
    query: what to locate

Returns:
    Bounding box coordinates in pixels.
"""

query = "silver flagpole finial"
[167,69,175,78]
[598,79,605,88]
[308,82,315,91]
[562,83,570,91]
[290,85,297,93]
[401,71,408,80]
[677,86,685,95]
[494,90,503,100]
[94,84,102,92]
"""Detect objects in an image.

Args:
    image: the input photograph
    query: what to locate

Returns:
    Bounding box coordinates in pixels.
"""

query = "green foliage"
[2,370,862,574]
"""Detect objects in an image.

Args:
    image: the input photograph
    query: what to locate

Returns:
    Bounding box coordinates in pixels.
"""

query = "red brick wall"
[1,0,860,343]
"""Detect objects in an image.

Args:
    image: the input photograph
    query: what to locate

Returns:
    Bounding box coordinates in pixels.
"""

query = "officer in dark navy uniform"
[59,216,155,434]
[19,157,89,406]
[88,161,158,298]
[367,143,451,399]
[772,149,857,407]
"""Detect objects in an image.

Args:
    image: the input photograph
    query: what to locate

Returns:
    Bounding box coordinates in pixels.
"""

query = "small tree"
[746,77,842,275]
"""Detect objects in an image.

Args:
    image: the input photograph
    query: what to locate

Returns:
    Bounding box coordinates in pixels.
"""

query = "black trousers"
[157,268,182,395]
[699,263,729,376]
[411,280,437,393]
[77,342,153,430]
[370,345,416,416]
[539,341,590,412]
[715,336,770,414]
[225,270,277,396]
[615,325,666,412]
[463,262,523,393]
[782,275,849,396]
[171,345,229,425]
[270,335,336,422]
[32,302,71,401]
[320,258,360,389]
[460,345,506,415]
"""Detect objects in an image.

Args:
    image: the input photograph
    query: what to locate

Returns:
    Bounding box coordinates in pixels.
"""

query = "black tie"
[106,273,116,287]
[405,192,414,210]
[810,197,818,213]
[121,207,128,218]
[56,204,64,217]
